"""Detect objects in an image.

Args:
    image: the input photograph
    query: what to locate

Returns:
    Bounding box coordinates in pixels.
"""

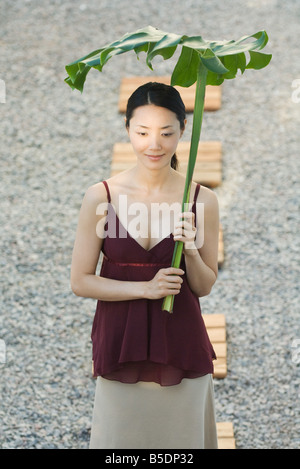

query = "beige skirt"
[89,374,218,449]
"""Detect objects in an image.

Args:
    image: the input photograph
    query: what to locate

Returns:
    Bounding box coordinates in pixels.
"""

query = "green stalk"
[162,61,208,313]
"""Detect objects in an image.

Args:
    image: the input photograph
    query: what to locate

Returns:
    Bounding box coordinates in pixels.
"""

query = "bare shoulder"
[80,182,108,221]
[198,184,219,208]
[105,169,139,197]
[81,181,108,212]
[84,172,135,208]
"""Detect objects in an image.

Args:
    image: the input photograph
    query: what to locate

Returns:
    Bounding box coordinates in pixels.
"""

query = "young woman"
[71,82,220,449]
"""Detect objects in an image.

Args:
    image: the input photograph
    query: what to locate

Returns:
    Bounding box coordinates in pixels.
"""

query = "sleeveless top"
[91,181,216,386]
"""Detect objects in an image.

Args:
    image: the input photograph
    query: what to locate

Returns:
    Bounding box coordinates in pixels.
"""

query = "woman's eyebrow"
[135,125,174,129]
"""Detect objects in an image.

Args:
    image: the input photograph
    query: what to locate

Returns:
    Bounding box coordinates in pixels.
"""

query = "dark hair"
[125,82,186,170]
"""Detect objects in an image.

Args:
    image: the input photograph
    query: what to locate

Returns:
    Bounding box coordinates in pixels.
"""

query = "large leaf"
[200,48,229,74]
[246,50,272,70]
[65,26,271,91]
[146,32,182,69]
[171,46,200,87]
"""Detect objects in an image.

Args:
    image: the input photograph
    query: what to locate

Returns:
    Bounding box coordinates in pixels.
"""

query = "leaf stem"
[162,60,208,313]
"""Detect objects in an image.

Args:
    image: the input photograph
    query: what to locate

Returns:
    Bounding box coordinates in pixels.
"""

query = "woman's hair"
[125,82,186,170]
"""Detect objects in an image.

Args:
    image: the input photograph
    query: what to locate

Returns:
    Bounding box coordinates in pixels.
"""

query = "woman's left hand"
[173,212,198,253]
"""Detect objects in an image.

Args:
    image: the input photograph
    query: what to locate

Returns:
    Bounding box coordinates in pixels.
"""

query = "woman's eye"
[162,133,173,137]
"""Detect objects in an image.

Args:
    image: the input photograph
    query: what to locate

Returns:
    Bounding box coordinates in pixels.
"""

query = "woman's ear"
[124,117,130,135]
[180,119,187,137]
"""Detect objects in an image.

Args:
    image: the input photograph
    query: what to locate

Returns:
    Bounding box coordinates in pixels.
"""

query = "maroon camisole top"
[91,181,216,386]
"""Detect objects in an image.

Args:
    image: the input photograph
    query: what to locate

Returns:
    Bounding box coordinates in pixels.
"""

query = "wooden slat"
[203,313,227,378]
[202,313,225,328]
[217,422,236,449]
[213,359,227,379]
[111,141,222,188]
[206,326,226,343]
[118,76,222,112]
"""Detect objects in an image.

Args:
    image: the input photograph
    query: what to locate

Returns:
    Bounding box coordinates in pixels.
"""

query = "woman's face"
[127,104,185,170]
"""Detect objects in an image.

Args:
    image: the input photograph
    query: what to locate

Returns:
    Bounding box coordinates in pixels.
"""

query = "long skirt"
[89,374,218,449]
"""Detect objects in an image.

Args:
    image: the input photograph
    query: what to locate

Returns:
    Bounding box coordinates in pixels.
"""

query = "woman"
[71,82,220,449]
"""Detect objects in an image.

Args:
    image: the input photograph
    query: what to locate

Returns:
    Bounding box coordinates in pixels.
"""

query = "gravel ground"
[0,0,299,449]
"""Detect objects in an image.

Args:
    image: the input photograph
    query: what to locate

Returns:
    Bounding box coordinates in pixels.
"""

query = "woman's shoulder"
[82,181,109,209]
[83,171,131,205]
[195,182,218,203]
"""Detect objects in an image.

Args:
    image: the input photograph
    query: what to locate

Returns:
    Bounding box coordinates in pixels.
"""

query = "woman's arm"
[173,187,219,297]
[70,183,184,301]
[71,183,146,300]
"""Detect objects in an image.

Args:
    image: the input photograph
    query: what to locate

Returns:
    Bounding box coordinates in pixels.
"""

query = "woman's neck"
[131,164,176,194]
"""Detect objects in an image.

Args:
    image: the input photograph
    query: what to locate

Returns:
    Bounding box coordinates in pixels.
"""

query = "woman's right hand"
[145,267,185,300]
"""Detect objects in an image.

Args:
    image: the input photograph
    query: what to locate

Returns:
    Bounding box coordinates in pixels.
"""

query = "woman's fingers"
[163,267,185,276]
[147,268,185,300]
[150,268,185,298]
[158,268,184,287]
[173,212,196,241]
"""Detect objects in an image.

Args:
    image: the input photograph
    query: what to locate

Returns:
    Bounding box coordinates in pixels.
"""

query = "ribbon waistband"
[102,253,170,267]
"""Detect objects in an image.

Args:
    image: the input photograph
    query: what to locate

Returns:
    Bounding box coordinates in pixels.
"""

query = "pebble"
[0,0,299,449]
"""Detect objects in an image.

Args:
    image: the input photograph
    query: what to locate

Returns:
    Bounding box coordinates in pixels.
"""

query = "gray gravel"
[0,0,299,449]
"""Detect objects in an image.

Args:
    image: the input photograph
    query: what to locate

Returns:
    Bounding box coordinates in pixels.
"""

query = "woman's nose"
[148,134,162,150]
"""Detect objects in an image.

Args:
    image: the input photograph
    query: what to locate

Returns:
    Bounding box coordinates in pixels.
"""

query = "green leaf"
[246,50,272,70]
[146,43,178,70]
[206,70,225,86]
[200,48,229,74]
[236,52,247,73]
[213,30,269,56]
[65,26,271,92]
[146,32,182,65]
[181,35,210,51]
[220,52,248,79]
[110,26,165,51]
[171,46,200,87]
[65,64,91,92]
[252,30,269,49]
[134,43,149,59]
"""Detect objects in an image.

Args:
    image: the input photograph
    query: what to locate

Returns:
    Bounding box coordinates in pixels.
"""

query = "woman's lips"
[146,154,164,160]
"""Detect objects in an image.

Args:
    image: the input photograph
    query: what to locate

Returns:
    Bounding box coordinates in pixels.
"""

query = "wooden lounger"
[203,313,227,379]
[118,76,222,112]
[217,422,236,449]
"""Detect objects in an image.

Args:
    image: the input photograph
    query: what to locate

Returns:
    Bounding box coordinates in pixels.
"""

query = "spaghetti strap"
[102,180,111,203]
[192,183,201,226]
[193,183,201,203]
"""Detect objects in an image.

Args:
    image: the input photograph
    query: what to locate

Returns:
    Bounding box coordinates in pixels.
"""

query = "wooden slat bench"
[202,313,227,378]
[111,141,222,188]
[118,76,222,112]
[217,422,236,449]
